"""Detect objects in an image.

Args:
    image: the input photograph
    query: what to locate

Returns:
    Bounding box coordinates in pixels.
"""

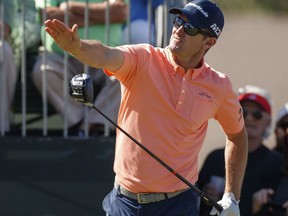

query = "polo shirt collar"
[165,47,205,79]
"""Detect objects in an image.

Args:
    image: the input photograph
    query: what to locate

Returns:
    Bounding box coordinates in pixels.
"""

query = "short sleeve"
[215,78,244,134]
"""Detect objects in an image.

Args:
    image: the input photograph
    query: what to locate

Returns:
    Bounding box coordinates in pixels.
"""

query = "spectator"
[121,0,187,46]
[32,0,127,136]
[122,0,164,45]
[252,103,288,216]
[9,0,41,68]
[198,85,283,216]
[0,0,17,133]
[274,102,288,154]
[44,0,249,215]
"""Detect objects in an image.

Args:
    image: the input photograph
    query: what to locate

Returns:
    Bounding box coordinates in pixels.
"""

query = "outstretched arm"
[44,19,124,72]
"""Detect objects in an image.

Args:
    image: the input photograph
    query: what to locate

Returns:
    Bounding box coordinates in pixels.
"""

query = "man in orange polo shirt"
[43,0,248,215]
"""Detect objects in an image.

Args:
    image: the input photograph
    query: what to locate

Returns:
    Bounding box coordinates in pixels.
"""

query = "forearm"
[70,39,110,68]
[224,127,248,200]
[69,38,124,72]
[45,19,124,73]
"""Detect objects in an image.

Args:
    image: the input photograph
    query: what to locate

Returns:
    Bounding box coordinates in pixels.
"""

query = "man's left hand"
[210,192,240,216]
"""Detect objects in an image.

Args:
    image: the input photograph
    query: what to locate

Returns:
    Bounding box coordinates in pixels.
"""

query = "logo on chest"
[198,91,212,99]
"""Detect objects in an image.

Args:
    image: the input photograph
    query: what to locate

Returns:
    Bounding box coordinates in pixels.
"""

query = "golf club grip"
[89,104,223,213]
[201,194,223,213]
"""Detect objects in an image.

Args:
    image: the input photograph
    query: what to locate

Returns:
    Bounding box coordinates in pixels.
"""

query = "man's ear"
[204,37,217,48]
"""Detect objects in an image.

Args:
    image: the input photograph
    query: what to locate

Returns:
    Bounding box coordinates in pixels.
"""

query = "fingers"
[44,19,61,39]
[252,188,274,215]
[45,19,71,36]
[71,24,78,35]
[45,27,57,39]
[70,24,80,42]
[282,201,288,216]
[44,19,79,42]
[52,19,71,32]
[45,19,68,33]
[210,207,219,216]
[261,189,274,203]
[253,188,274,203]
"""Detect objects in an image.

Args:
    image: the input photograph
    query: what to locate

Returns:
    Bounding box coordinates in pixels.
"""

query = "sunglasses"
[173,17,212,37]
[243,109,263,120]
[279,122,288,130]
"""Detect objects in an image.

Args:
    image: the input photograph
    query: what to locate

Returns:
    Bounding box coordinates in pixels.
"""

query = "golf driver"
[69,73,223,213]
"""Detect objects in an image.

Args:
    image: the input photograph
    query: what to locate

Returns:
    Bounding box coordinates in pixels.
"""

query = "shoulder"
[203,64,232,89]
[119,44,164,60]
[119,43,155,52]
[202,63,238,109]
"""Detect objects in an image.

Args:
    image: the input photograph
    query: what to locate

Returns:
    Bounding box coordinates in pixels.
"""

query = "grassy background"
[216,0,288,15]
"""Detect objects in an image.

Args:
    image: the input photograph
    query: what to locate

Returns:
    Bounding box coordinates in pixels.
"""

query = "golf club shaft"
[88,103,223,212]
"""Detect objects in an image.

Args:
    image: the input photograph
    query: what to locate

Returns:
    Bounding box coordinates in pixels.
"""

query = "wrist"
[223,192,240,205]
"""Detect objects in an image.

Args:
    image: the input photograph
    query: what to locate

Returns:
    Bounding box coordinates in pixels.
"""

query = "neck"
[174,55,203,71]
[170,48,204,71]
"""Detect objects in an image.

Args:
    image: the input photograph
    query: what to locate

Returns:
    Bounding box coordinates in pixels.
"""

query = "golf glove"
[210,192,240,216]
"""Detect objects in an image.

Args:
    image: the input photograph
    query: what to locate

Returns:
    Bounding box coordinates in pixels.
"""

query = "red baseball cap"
[238,85,272,115]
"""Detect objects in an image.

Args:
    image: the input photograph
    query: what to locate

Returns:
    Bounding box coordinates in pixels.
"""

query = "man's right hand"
[45,19,81,55]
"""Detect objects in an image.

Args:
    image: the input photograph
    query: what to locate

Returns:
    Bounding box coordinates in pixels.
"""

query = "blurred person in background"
[32,0,127,136]
[122,0,188,46]
[122,0,164,45]
[274,103,288,154]
[0,0,17,133]
[9,0,41,68]
[198,85,283,216]
[0,0,40,134]
[252,103,288,216]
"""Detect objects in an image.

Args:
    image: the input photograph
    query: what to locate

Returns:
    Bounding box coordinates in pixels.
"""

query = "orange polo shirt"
[104,44,244,193]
